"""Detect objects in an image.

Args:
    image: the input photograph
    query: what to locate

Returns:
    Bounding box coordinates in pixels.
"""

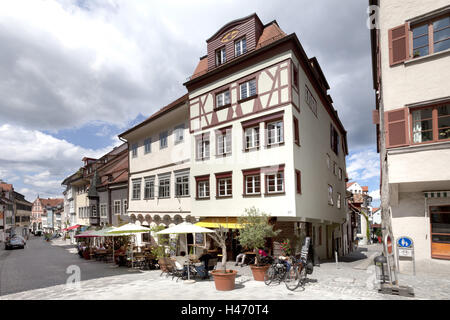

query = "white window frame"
[144,177,155,199]
[132,179,141,200]
[338,168,343,181]
[159,131,168,149]
[267,120,284,145]
[196,136,210,160]
[245,174,261,195]
[216,90,230,108]
[328,185,334,206]
[175,172,189,197]
[216,129,232,155]
[113,200,121,215]
[245,126,260,149]
[337,193,341,209]
[240,79,256,100]
[131,143,138,158]
[144,138,152,154]
[158,175,171,199]
[197,181,210,199]
[266,172,284,194]
[174,124,185,144]
[123,199,127,215]
[235,37,247,57]
[218,177,232,197]
[215,47,226,65]
[100,203,107,218]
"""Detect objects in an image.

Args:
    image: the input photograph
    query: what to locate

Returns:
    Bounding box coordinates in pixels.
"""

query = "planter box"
[250,265,270,281]
[211,270,238,291]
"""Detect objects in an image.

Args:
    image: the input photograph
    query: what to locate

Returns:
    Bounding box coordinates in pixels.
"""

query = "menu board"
[195,233,204,245]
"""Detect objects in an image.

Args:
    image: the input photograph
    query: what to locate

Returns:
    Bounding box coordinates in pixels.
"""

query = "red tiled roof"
[39,198,64,207]
[346,182,356,188]
[190,21,287,80]
[362,186,369,192]
[0,183,13,192]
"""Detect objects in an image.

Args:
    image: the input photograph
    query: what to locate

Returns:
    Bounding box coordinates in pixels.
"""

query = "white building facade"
[371,0,450,270]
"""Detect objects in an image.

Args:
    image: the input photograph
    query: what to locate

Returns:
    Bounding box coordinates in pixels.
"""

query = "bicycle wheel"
[264,265,275,285]
[284,266,300,291]
[298,264,307,286]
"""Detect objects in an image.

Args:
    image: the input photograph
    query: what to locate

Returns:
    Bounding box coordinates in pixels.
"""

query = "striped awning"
[424,191,450,198]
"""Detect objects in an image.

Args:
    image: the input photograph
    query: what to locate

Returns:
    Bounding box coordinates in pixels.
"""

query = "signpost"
[396,236,415,276]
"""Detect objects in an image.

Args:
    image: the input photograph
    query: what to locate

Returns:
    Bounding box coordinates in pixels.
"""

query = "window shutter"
[385,108,409,148]
[389,24,410,66]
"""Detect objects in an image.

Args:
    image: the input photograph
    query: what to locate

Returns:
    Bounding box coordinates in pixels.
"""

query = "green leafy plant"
[280,239,292,256]
[150,225,173,259]
[238,207,281,266]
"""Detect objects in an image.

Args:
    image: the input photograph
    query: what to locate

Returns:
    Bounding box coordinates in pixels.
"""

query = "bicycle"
[264,257,289,285]
[284,255,308,291]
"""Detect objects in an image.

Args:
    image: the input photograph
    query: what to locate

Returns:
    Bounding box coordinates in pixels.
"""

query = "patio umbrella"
[91,226,117,264]
[156,222,214,282]
[74,230,99,238]
[106,223,151,268]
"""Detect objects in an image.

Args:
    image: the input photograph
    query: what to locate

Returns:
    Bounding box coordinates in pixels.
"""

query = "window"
[216,90,230,108]
[267,120,284,145]
[293,66,299,89]
[158,175,171,199]
[159,131,168,149]
[328,185,334,205]
[132,179,141,200]
[144,177,155,199]
[240,79,256,100]
[333,162,338,176]
[412,15,450,58]
[326,153,331,170]
[175,172,189,197]
[196,133,210,160]
[235,37,247,57]
[131,143,138,158]
[123,200,127,214]
[174,124,185,144]
[293,116,300,145]
[412,104,450,143]
[216,127,232,156]
[295,170,301,194]
[100,204,107,218]
[266,171,284,194]
[114,200,121,215]
[196,176,210,199]
[337,193,341,209]
[244,126,260,149]
[243,170,261,195]
[215,47,226,66]
[144,138,152,154]
[330,124,340,155]
[338,168,343,181]
[216,172,232,197]
[305,85,317,116]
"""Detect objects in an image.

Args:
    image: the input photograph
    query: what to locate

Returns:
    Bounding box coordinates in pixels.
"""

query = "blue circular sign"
[398,237,413,248]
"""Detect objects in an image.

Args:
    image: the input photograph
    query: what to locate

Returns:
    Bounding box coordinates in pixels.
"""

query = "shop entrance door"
[430,206,450,260]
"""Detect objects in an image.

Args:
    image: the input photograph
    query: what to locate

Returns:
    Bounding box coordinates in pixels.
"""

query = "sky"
[0,0,380,207]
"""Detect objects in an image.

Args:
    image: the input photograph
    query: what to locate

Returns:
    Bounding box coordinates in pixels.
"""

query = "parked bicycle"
[284,237,314,291]
[263,257,289,285]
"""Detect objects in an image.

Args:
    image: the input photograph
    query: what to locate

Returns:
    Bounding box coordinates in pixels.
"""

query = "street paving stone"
[1,240,449,300]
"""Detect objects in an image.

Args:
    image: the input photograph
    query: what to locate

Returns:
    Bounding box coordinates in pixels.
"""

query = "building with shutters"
[370,0,450,269]
[183,13,349,260]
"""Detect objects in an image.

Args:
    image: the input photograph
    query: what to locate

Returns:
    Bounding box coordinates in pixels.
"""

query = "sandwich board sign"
[396,236,415,275]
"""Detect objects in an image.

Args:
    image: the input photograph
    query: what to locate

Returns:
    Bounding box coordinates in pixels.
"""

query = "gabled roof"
[0,183,13,192]
[118,93,188,139]
[39,198,64,208]
[346,182,356,188]
[206,13,262,43]
[362,186,369,192]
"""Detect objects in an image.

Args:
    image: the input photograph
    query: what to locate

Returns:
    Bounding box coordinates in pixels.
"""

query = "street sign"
[396,236,415,275]
[398,237,413,248]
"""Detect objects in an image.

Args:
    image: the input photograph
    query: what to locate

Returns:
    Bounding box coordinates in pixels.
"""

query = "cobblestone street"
[1,238,449,300]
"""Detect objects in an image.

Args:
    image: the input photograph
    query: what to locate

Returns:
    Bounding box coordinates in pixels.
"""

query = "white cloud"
[0,123,116,200]
[369,189,380,202]
[346,148,380,182]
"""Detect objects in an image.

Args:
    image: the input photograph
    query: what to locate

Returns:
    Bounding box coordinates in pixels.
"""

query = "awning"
[195,217,245,229]
[63,224,81,232]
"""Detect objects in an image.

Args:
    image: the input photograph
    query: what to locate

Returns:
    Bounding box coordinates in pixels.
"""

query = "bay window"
[412,104,450,143]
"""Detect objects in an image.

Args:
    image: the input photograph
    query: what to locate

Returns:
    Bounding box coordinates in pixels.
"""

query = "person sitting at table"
[194,249,212,279]
[114,246,125,265]
[174,251,189,276]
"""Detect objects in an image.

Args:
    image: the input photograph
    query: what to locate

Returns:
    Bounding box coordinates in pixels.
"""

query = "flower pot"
[211,269,238,291]
[250,265,270,281]
[158,258,169,272]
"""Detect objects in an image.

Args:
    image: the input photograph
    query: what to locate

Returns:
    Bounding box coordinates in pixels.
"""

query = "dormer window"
[235,37,247,57]
[215,47,226,66]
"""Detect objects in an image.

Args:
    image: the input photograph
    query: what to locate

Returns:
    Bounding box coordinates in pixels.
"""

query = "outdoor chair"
[159,257,174,277]
[168,258,186,282]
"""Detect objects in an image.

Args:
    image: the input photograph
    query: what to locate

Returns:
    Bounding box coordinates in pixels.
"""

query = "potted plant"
[208,225,238,291]
[151,225,172,271]
[238,207,281,281]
